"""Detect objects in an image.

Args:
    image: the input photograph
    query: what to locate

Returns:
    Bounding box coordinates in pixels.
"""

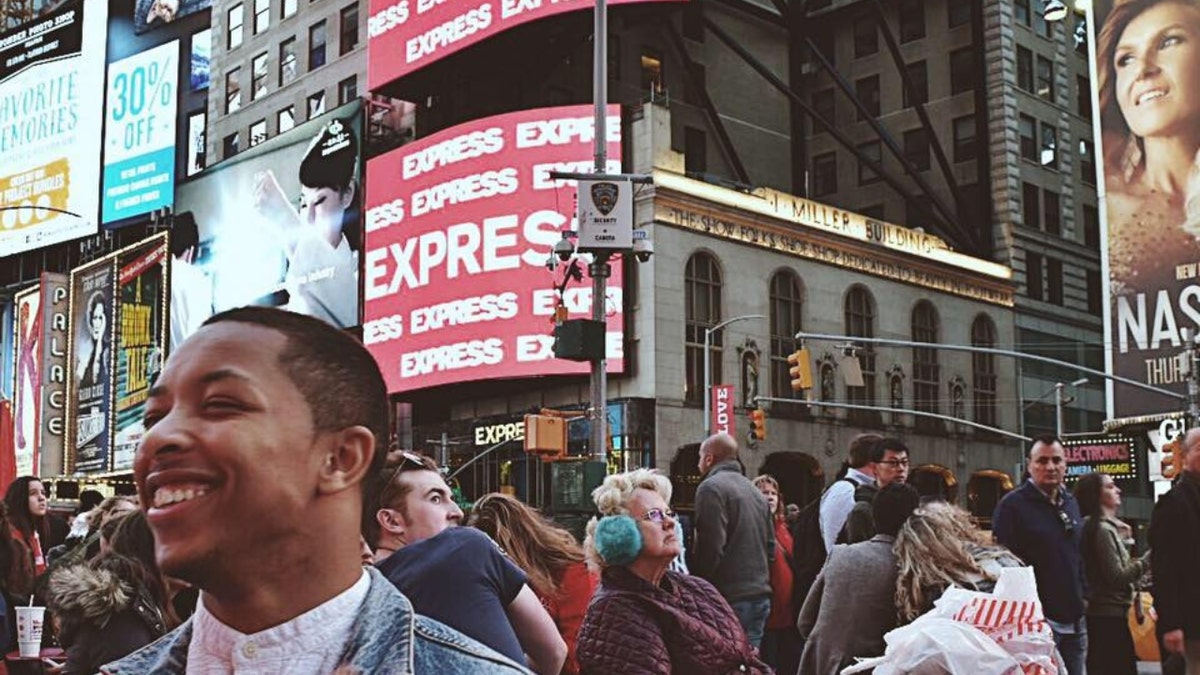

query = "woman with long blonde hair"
[894,502,1023,623]
[470,493,597,675]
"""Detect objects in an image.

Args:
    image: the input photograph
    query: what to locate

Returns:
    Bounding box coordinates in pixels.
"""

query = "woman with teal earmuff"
[575,469,771,674]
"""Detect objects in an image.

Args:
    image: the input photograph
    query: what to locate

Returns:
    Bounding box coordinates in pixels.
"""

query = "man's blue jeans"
[729,596,772,649]
[1051,622,1088,675]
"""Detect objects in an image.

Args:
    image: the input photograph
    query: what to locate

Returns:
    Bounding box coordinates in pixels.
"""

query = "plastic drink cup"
[15,606,45,658]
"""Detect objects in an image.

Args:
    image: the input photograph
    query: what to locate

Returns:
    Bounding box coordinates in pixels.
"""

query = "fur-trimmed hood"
[48,564,134,627]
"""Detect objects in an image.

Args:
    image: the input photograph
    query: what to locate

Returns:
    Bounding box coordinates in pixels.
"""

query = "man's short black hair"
[79,489,105,513]
[200,307,389,494]
[870,437,909,463]
[1028,434,1063,458]
[873,483,920,537]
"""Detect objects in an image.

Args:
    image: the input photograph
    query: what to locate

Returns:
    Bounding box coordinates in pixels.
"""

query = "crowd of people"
[0,306,1196,675]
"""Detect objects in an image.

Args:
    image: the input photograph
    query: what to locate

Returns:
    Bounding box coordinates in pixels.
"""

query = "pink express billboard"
[364,104,624,393]
[367,0,686,89]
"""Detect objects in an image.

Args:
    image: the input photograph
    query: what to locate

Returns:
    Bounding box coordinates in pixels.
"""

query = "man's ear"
[317,425,375,496]
[376,506,405,537]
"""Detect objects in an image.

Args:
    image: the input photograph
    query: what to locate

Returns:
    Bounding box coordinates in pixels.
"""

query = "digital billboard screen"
[132,0,211,34]
[0,0,107,257]
[102,40,179,224]
[367,0,686,89]
[364,104,625,394]
[173,100,364,347]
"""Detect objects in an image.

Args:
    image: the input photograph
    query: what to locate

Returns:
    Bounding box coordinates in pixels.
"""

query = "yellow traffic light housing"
[749,408,767,441]
[788,348,813,391]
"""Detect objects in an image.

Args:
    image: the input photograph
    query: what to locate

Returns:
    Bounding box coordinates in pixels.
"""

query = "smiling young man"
[992,435,1088,675]
[370,454,567,675]
[103,307,530,674]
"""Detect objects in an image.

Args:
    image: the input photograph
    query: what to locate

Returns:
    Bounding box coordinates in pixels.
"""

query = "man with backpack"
[789,434,881,614]
[839,438,910,544]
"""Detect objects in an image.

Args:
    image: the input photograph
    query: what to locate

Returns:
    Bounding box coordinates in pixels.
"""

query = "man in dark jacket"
[692,432,774,648]
[993,435,1088,675]
[1149,427,1200,672]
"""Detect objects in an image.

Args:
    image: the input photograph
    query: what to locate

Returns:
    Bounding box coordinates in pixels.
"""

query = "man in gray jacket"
[692,432,775,648]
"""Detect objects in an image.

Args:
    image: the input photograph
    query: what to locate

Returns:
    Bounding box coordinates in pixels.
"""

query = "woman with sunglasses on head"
[576,469,769,675]
[470,493,597,675]
[1075,472,1148,675]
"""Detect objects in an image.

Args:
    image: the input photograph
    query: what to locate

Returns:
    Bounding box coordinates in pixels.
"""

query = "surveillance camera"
[545,252,558,272]
[553,237,575,262]
[632,238,654,263]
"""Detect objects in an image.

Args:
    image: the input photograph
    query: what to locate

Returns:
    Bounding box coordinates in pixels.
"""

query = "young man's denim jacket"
[101,567,533,674]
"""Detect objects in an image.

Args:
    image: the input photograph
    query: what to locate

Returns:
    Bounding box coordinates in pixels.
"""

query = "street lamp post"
[703,314,766,437]
[1055,378,1089,438]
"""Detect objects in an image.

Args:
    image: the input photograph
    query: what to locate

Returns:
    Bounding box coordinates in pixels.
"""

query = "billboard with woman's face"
[68,258,116,473]
[1094,0,1200,417]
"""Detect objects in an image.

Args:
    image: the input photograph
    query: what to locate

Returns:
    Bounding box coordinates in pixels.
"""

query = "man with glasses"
[993,435,1088,675]
[370,452,567,675]
[109,307,528,674]
[693,432,775,648]
[839,438,910,544]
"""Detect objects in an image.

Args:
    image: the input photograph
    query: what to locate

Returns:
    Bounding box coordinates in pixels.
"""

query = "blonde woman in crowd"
[470,493,597,675]
[894,501,1024,624]
[575,469,768,674]
[752,474,800,674]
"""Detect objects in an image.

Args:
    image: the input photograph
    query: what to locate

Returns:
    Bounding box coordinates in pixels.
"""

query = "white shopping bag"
[840,618,1022,675]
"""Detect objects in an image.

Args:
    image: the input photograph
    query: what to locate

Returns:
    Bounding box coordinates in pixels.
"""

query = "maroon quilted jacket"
[576,566,772,675]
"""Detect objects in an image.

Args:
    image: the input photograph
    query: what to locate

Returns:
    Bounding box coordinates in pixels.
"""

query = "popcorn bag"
[841,568,1061,675]
[946,568,1059,675]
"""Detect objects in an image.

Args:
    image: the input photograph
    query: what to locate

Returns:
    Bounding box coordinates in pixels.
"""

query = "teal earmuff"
[594,514,643,565]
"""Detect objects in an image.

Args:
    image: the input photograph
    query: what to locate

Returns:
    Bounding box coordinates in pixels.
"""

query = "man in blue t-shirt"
[370,452,566,675]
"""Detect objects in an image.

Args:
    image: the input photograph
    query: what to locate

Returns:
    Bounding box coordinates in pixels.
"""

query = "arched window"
[769,271,804,401]
[844,286,878,424]
[971,314,998,428]
[911,301,941,430]
[685,252,722,404]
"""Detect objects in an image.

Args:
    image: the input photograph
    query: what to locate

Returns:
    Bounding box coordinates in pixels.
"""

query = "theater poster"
[112,235,167,472]
[1092,0,1200,417]
[12,285,42,477]
[69,258,116,473]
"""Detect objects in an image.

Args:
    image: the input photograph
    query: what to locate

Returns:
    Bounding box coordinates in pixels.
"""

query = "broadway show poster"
[112,235,167,472]
[102,40,179,224]
[0,0,107,257]
[132,0,210,34]
[1092,0,1200,417]
[12,285,42,477]
[174,100,363,343]
[69,259,116,474]
[39,273,69,477]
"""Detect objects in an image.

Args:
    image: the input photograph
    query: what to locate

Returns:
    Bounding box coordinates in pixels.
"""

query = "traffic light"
[749,408,767,441]
[788,347,813,392]
[1163,437,1183,480]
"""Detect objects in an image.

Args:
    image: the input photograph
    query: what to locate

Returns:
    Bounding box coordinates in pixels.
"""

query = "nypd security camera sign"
[577,179,633,250]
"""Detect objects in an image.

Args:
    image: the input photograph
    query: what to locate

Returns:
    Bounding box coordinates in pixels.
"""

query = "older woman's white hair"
[583,468,673,568]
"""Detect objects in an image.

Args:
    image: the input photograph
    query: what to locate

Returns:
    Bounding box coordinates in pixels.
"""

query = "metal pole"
[588,0,610,464]
[754,396,1033,442]
[793,331,1187,401]
[704,329,713,436]
[702,314,767,437]
[1055,382,1065,439]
